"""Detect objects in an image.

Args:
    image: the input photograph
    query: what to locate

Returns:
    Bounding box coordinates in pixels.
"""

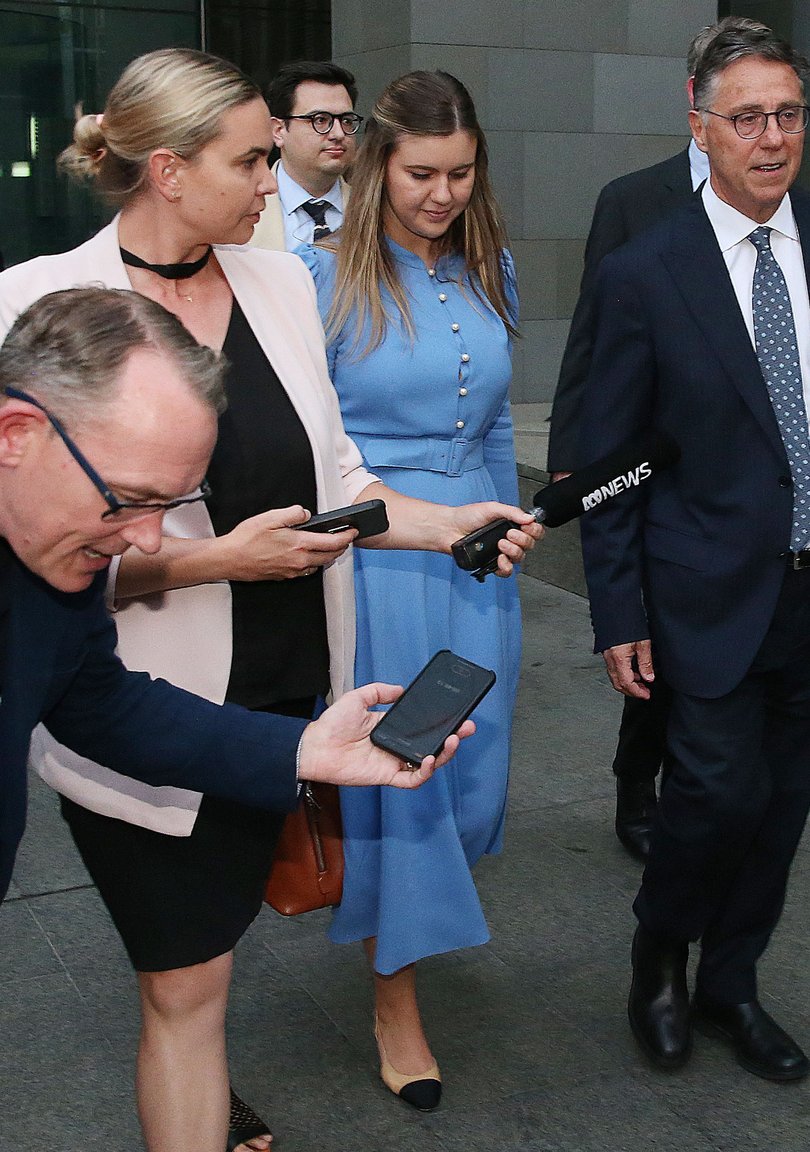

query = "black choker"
[120,245,213,280]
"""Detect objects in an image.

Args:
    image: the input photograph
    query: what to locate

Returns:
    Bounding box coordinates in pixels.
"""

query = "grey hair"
[0,287,227,429]
[693,24,809,112]
[687,16,771,76]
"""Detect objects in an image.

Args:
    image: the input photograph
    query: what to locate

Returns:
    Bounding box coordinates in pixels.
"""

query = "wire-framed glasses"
[4,386,211,523]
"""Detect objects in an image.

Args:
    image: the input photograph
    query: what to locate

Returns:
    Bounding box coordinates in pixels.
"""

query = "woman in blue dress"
[300,70,527,1111]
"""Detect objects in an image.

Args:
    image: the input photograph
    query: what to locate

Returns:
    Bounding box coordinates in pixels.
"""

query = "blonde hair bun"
[59,110,108,182]
[57,48,259,206]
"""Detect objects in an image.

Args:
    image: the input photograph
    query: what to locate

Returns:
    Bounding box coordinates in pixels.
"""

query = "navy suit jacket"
[549,148,695,472]
[579,189,810,699]
[0,558,304,901]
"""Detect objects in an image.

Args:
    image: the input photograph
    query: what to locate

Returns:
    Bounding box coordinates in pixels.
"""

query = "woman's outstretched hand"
[451,501,543,576]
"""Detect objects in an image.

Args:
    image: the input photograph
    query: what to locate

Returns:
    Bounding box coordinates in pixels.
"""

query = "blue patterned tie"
[749,225,810,551]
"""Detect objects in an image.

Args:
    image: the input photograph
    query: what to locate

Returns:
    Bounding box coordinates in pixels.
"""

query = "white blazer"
[0,218,377,834]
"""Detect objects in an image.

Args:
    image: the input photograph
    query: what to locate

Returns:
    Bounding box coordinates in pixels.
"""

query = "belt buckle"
[793,551,810,570]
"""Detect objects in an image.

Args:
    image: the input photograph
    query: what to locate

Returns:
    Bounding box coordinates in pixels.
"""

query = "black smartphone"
[299,499,389,540]
[370,650,496,765]
[451,518,519,572]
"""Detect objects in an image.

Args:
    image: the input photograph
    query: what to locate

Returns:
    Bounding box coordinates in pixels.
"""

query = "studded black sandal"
[227,1088,272,1151]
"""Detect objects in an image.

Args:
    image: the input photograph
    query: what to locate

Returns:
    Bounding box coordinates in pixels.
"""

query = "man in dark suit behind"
[580,23,810,1080]
[548,149,695,473]
[549,17,765,862]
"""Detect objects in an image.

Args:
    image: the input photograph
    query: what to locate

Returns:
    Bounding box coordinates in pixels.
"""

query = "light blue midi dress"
[300,240,522,974]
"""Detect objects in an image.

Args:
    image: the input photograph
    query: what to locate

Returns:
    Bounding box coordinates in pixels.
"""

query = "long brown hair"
[322,70,517,355]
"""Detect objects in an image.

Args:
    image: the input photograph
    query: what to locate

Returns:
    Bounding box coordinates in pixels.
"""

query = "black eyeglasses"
[4,386,212,524]
[285,111,364,136]
[699,105,810,139]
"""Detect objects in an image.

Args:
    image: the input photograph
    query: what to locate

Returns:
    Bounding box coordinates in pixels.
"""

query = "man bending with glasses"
[0,287,468,902]
[580,23,810,1081]
[251,60,361,251]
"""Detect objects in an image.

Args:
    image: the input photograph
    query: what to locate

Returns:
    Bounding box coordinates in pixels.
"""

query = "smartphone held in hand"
[370,650,495,766]
[299,499,388,539]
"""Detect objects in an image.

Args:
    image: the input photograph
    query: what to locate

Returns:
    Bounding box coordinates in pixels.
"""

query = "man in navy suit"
[0,287,468,903]
[550,17,768,862]
[581,24,810,1080]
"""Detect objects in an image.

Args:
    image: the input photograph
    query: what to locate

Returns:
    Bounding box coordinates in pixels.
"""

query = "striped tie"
[301,199,331,241]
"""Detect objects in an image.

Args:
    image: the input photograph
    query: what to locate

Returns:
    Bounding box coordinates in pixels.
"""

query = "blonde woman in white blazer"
[0,49,540,1152]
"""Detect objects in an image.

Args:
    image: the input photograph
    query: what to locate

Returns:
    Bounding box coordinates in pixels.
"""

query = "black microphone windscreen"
[534,430,679,528]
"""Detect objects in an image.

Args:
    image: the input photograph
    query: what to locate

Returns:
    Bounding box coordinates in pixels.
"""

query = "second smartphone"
[299,498,389,539]
[370,649,496,765]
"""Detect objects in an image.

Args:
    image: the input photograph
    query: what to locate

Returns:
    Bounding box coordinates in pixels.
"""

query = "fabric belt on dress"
[354,435,485,477]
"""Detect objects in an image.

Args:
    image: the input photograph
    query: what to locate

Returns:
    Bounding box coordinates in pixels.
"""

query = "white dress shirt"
[701,179,810,416]
[276,162,345,251]
[688,138,710,190]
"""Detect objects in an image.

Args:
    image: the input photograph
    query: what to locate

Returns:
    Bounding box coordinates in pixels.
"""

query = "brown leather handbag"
[264,782,343,915]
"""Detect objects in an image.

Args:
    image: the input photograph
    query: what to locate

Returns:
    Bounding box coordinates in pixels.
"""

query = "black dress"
[61,301,332,971]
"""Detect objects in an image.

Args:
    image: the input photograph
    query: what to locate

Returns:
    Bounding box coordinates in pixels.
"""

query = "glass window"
[208,1,331,89]
[0,0,332,267]
[0,2,200,267]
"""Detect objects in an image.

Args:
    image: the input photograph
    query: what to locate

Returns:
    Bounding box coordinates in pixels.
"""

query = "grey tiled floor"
[3,574,810,1150]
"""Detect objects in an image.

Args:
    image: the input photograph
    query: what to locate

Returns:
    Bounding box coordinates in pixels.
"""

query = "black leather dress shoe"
[628,925,691,1069]
[615,778,658,861]
[692,997,809,1081]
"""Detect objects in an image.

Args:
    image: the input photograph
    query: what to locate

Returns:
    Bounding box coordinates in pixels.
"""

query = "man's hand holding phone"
[298,682,476,789]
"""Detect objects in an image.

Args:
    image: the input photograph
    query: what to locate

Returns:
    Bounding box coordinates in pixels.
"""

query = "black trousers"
[612,680,672,782]
[634,563,810,1003]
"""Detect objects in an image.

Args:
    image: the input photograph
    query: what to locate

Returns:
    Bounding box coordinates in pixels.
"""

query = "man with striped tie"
[580,22,810,1082]
[251,61,360,251]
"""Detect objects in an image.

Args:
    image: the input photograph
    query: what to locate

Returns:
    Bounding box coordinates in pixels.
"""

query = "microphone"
[452,430,680,581]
